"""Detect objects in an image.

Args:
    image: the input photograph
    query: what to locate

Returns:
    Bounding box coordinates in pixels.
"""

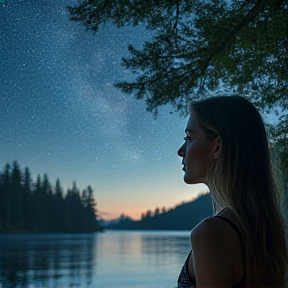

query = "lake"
[0,230,192,288]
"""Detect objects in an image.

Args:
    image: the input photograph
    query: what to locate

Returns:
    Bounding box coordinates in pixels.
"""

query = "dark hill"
[106,193,213,230]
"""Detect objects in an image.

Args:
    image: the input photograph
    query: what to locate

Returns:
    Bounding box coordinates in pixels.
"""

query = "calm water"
[0,230,191,288]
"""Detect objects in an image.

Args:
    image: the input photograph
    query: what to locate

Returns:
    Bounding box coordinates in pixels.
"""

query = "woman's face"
[177,113,218,185]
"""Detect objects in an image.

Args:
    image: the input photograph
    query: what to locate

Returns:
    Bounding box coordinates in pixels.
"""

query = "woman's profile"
[177,95,288,288]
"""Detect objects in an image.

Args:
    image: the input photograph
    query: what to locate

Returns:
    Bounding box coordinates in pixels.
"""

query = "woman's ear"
[213,136,221,159]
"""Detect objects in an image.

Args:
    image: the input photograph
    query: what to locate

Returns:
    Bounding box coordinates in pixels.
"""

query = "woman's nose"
[177,143,186,157]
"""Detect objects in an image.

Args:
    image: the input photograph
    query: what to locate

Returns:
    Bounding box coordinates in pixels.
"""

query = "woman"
[177,96,288,288]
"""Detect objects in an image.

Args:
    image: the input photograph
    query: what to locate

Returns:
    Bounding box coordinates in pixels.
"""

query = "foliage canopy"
[67,0,288,116]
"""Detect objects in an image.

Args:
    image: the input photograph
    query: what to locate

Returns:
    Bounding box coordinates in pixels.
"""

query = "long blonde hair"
[191,95,288,288]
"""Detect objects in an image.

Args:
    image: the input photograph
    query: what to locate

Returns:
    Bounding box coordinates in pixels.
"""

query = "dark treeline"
[0,161,103,233]
[107,193,213,230]
[140,197,205,220]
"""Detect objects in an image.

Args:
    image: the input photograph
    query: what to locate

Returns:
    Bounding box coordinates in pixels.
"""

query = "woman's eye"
[184,136,192,142]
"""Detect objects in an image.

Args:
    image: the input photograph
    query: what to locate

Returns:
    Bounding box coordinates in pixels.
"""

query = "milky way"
[0,0,208,219]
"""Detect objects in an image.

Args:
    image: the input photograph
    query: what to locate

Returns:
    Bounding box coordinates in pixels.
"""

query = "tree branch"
[173,0,180,33]
[198,0,281,75]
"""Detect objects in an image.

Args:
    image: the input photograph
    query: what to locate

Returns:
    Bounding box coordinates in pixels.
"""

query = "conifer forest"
[0,161,103,233]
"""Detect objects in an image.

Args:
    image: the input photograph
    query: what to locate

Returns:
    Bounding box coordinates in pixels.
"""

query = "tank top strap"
[214,215,246,279]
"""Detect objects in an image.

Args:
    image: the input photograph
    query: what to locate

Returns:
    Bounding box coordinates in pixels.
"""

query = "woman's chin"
[183,174,203,185]
[183,174,195,184]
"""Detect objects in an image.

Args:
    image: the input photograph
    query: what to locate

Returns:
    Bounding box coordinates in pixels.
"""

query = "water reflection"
[141,231,191,256]
[0,233,97,287]
[0,231,191,288]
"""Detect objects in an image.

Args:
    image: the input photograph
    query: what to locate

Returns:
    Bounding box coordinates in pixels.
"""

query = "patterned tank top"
[177,215,248,288]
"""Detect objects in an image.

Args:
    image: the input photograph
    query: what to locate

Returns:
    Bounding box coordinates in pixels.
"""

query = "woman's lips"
[182,160,185,171]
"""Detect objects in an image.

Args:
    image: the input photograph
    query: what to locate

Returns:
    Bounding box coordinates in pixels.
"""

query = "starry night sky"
[0,0,208,220]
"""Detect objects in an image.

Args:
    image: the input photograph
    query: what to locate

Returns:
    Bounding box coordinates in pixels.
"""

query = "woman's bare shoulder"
[191,216,228,237]
[189,217,234,286]
[190,215,240,250]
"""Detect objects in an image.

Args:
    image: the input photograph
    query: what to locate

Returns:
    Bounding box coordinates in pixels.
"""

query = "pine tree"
[53,178,64,231]
[2,163,11,229]
[23,167,32,229]
[11,161,23,229]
